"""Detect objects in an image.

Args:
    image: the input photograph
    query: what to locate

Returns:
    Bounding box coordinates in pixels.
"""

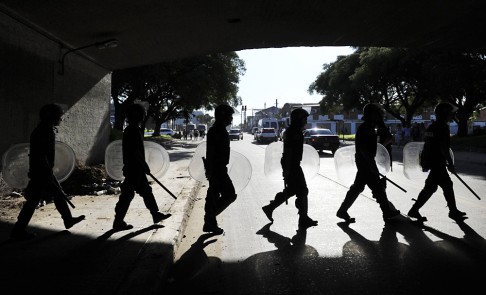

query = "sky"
[234,46,355,114]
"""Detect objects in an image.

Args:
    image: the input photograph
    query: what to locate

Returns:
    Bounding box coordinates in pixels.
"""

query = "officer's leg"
[262,191,288,222]
[295,186,318,228]
[408,170,438,220]
[10,187,41,239]
[439,171,467,219]
[368,174,400,221]
[113,180,136,230]
[337,172,365,222]
[50,189,84,229]
[138,178,171,223]
[213,173,237,216]
[203,179,224,234]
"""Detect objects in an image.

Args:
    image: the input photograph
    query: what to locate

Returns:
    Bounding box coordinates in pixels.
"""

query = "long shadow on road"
[162,217,486,294]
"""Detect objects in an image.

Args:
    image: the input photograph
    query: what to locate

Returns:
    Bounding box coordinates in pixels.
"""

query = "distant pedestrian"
[418,123,426,141]
[11,104,85,240]
[336,103,400,223]
[262,108,318,229]
[112,103,171,231]
[202,104,237,234]
[395,124,403,147]
[408,102,467,221]
[402,124,411,144]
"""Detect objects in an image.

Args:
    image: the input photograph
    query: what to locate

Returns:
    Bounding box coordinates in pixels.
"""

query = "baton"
[64,195,75,209]
[148,173,177,199]
[379,173,407,193]
[452,172,481,200]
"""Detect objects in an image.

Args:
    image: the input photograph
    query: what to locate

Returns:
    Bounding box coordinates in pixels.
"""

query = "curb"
[115,179,201,295]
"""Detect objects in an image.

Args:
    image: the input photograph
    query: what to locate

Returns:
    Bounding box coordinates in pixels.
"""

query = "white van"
[257,118,279,130]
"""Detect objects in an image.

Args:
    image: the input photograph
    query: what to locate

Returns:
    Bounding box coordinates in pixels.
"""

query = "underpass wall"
[0,12,112,172]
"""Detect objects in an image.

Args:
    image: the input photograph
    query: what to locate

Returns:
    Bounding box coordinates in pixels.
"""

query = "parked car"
[303,128,340,154]
[159,128,174,136]
[228,128,243,140]
[256,127,278,143]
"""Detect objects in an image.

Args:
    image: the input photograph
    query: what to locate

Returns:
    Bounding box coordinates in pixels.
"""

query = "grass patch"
[451,134,486,152]
[339,133,485,152]
[340,134,356,141]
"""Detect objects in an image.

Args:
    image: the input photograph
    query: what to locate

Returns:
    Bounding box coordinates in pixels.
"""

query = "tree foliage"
[111,52,245,134]
[309,47,486,136]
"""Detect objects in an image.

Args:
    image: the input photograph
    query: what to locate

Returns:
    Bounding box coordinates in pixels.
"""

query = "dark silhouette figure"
[262,108,318,229]
[112,103,171,231]
[10,104,85,240]
[203,104,237,234]
[408,102,467,222]
[336,103,400,223]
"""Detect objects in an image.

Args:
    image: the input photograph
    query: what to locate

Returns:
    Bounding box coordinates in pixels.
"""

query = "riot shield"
[264,141,320,180]
[104,140,170,181]
[1,141,76,189]
[334,143,390,187]
[188,142,252,193]
[402,141,454,181]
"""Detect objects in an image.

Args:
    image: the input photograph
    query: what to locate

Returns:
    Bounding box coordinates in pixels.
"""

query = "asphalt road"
[163,134,486,294]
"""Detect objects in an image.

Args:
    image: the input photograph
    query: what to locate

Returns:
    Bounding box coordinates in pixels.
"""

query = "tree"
[196,113,213,125]
[350,47,438,127]
[112,52,245,134]
[308,51,362,114]
[426,51,486,136]
[309,47,486,132]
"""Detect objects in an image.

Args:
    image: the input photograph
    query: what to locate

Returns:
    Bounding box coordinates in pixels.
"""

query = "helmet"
[434,102,457,119]
[362,103,385,122]
[125,103,146,123]
[290,108,309,124]
[215,104,234,120]
[39,103,63,124]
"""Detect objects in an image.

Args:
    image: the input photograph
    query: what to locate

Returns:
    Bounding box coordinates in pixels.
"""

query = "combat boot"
[336,209,356,223]
[203,216,223,234]
[407,207,427,222]
[64,215,85,229]
[262,192,287,222]
[298,215,318,229]
[448,209,467,220]
[152,211,171,223]
[113,220,134,231]
[262,202,276,222]
[383,209,401,222]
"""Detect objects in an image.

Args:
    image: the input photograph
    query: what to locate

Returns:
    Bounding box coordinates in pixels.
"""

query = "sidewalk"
[0,140,202,295]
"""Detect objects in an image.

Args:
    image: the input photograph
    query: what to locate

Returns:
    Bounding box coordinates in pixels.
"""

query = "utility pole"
[243,105,247,129]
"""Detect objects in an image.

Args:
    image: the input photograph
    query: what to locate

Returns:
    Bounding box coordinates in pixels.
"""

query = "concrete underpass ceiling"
[1,1,485,71]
